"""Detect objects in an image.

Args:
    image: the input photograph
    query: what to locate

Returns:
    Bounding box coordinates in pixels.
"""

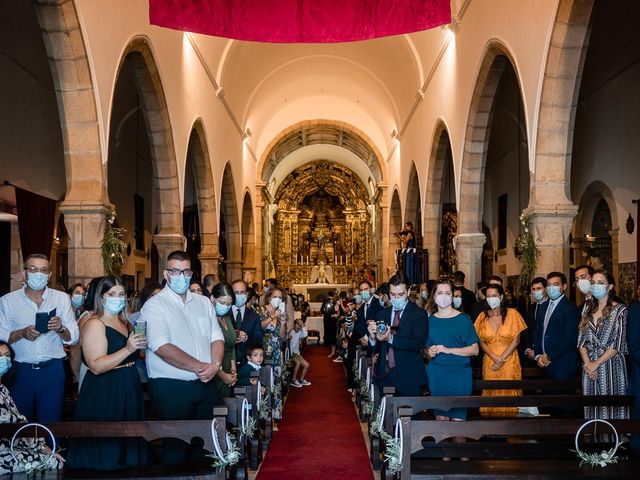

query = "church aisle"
[256,345,374,480]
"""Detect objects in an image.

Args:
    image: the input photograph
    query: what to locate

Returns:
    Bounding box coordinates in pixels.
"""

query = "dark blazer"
[532,295,579,380]
[457,286,476,314]
[470,300,487,321]
[237,363,260,387]
[372,301,428,390]
[354,297,384,340]
[628,301,640,454]
[235,306,263,366]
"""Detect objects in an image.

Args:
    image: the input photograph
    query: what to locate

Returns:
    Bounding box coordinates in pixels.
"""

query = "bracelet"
[57,326,66,334]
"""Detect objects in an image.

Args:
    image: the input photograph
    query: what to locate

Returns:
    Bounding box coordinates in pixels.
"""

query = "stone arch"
[220,162,241,281]
[115,37,183,266]
[404,162,422,248]
[187,119,219,277]
[528,0,595,275]
[258,120,386,184]
[241,191,256,282]
[424,120,454,279]
[389,188,403,275]
[32,0,108,284]
[457,40,528,286]
[573,180,618,280]
[459,40,526,234]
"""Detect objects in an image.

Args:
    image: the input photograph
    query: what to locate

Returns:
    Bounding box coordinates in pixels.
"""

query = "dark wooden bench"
[0,407,231,479]
[373,393,635,479]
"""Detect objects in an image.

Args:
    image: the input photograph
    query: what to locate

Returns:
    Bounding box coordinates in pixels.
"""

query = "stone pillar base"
[153,233,186,280]
[526,203,578,277]
[60,201,111,286]
[454,232,486,288]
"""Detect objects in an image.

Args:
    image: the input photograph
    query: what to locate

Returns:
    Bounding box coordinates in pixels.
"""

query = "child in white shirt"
[289,319,311,387]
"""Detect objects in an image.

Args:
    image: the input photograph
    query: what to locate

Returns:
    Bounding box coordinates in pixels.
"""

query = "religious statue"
[310,260,333,284]
[317,228,326,250]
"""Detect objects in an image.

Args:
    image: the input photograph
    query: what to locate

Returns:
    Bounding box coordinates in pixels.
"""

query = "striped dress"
[578,303,629,419]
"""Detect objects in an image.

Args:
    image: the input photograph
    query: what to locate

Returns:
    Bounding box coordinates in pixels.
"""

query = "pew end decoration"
[101,211,127,275]
[236,398,256,440]
[382,418,403,476]
[515,212,539,288]
[573,419,623,468]
[9,423,60,475]
[208,418,240,468]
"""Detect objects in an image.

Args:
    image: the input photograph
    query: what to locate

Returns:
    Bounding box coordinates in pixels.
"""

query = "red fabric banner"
[149,0,451,43]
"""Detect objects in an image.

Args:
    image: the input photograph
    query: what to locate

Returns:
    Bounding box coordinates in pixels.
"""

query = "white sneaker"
[289,380,302,388]
[300,379,312,386]
[332,357,343,363]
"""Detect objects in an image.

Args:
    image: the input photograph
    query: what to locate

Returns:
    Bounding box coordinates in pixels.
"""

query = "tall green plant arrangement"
[515,212,540,288]
[101,212,127,275]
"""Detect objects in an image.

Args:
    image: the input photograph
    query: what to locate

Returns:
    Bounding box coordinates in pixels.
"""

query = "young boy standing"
[289,319,311,387]
[237,345,264,386]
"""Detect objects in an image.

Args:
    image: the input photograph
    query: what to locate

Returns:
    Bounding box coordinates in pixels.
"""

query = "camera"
[376,321,388,335]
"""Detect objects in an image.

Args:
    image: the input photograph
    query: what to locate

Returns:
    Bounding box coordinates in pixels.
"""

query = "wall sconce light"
[390,129,397,139]
[626,213,635,234]
[243,127,252,141]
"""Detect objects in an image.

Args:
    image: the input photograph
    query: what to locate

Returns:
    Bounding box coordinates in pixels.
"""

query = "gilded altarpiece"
[270,161,372,288]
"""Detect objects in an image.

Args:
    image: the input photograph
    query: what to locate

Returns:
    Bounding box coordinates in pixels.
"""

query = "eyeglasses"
[25,266,50,274]
[165,268,193,277]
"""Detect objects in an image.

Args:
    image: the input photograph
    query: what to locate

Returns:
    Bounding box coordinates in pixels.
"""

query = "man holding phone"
[0,253,79,422]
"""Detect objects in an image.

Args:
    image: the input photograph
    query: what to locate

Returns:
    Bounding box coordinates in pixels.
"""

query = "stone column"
[226,261,243,282]
[377,185,390,280]
[153,232,186,279]
[60,201,111,286]
[199,252,220,278]
[454,232,486,288]
[526,204,578,277]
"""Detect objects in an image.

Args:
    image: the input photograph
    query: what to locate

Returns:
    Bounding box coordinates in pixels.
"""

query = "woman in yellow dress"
[474,284,527,416]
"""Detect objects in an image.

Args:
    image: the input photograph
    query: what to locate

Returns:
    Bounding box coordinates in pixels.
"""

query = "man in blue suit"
[627,297,640,455]
[231,279,263,367]
[368,274,428,396]
[532,271,580,381]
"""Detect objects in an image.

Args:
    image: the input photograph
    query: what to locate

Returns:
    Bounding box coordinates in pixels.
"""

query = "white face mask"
[270,297,281,310]
[577,278,592,295]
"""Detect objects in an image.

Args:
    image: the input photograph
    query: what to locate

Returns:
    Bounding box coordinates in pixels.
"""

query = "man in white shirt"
[141,250,224,464]
[0,254,78,422]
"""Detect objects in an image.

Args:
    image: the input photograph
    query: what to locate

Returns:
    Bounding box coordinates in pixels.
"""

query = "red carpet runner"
[256,345,374,480]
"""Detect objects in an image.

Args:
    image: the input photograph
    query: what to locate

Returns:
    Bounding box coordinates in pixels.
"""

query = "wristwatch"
[57,326,66,334]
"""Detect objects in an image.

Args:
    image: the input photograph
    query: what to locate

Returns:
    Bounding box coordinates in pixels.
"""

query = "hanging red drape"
[14,187,57,261]
[149,0,451,43]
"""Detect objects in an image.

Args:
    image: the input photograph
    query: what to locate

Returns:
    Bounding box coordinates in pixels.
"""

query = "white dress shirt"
[142,287,224,381]
[231,304,246,328]
[289,327,308,355]
[0,286,79,363]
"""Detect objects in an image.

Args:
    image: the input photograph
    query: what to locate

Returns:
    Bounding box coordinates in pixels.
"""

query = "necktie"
[388,310,401,369]
[235,309,242,329]
[542,300,556,353]
[364,303,368,319]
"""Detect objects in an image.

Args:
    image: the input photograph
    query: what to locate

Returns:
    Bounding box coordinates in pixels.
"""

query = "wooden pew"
[396,408,640,479]
[0,407,231,479]
[224,388,251,479]
[258,360,274,447]
[244,371,265,470]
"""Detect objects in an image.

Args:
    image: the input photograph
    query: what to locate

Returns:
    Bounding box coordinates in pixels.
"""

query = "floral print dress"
[258,306,285,420]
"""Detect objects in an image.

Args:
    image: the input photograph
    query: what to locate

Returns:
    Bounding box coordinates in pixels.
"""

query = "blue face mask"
[0,356,11,377]
[169,274,191,295]
[71,294,84,308]
[532,290,545,303]
[353,294,363,304]
[235,294,248,308]
[420,291,429,300]
[390,297,408,311]
[26,272,48,291]
[546,285,563,301]
[104,297,126,315]
[591,284,609,300]
[379,298,386,308]
[361,290,371,301]
[452,297,462,309]
[215,302,231,317]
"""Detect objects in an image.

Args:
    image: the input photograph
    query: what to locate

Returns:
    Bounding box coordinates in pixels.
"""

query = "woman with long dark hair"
[578,269,628,420]
[474,284,527,416]
[67,276,147,470]
[211,282,238,398]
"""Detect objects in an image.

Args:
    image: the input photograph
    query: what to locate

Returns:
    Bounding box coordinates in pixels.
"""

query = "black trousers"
[149,377,223,465]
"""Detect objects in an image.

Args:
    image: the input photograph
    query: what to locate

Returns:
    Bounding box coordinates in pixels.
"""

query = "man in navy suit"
[532,271,580,381]
[627,297,640,455]
[368,274,428,396]
[231,280,263,367]
[522,277,548,364]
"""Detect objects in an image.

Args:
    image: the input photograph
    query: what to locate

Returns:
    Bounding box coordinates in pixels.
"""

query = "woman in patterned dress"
[257,287,287,420]
[578,269,629,419]
[0,341,63,475]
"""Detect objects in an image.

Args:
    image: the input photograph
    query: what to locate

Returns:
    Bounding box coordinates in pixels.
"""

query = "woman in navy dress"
[67,276,147,470]
[426,280,479,422]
